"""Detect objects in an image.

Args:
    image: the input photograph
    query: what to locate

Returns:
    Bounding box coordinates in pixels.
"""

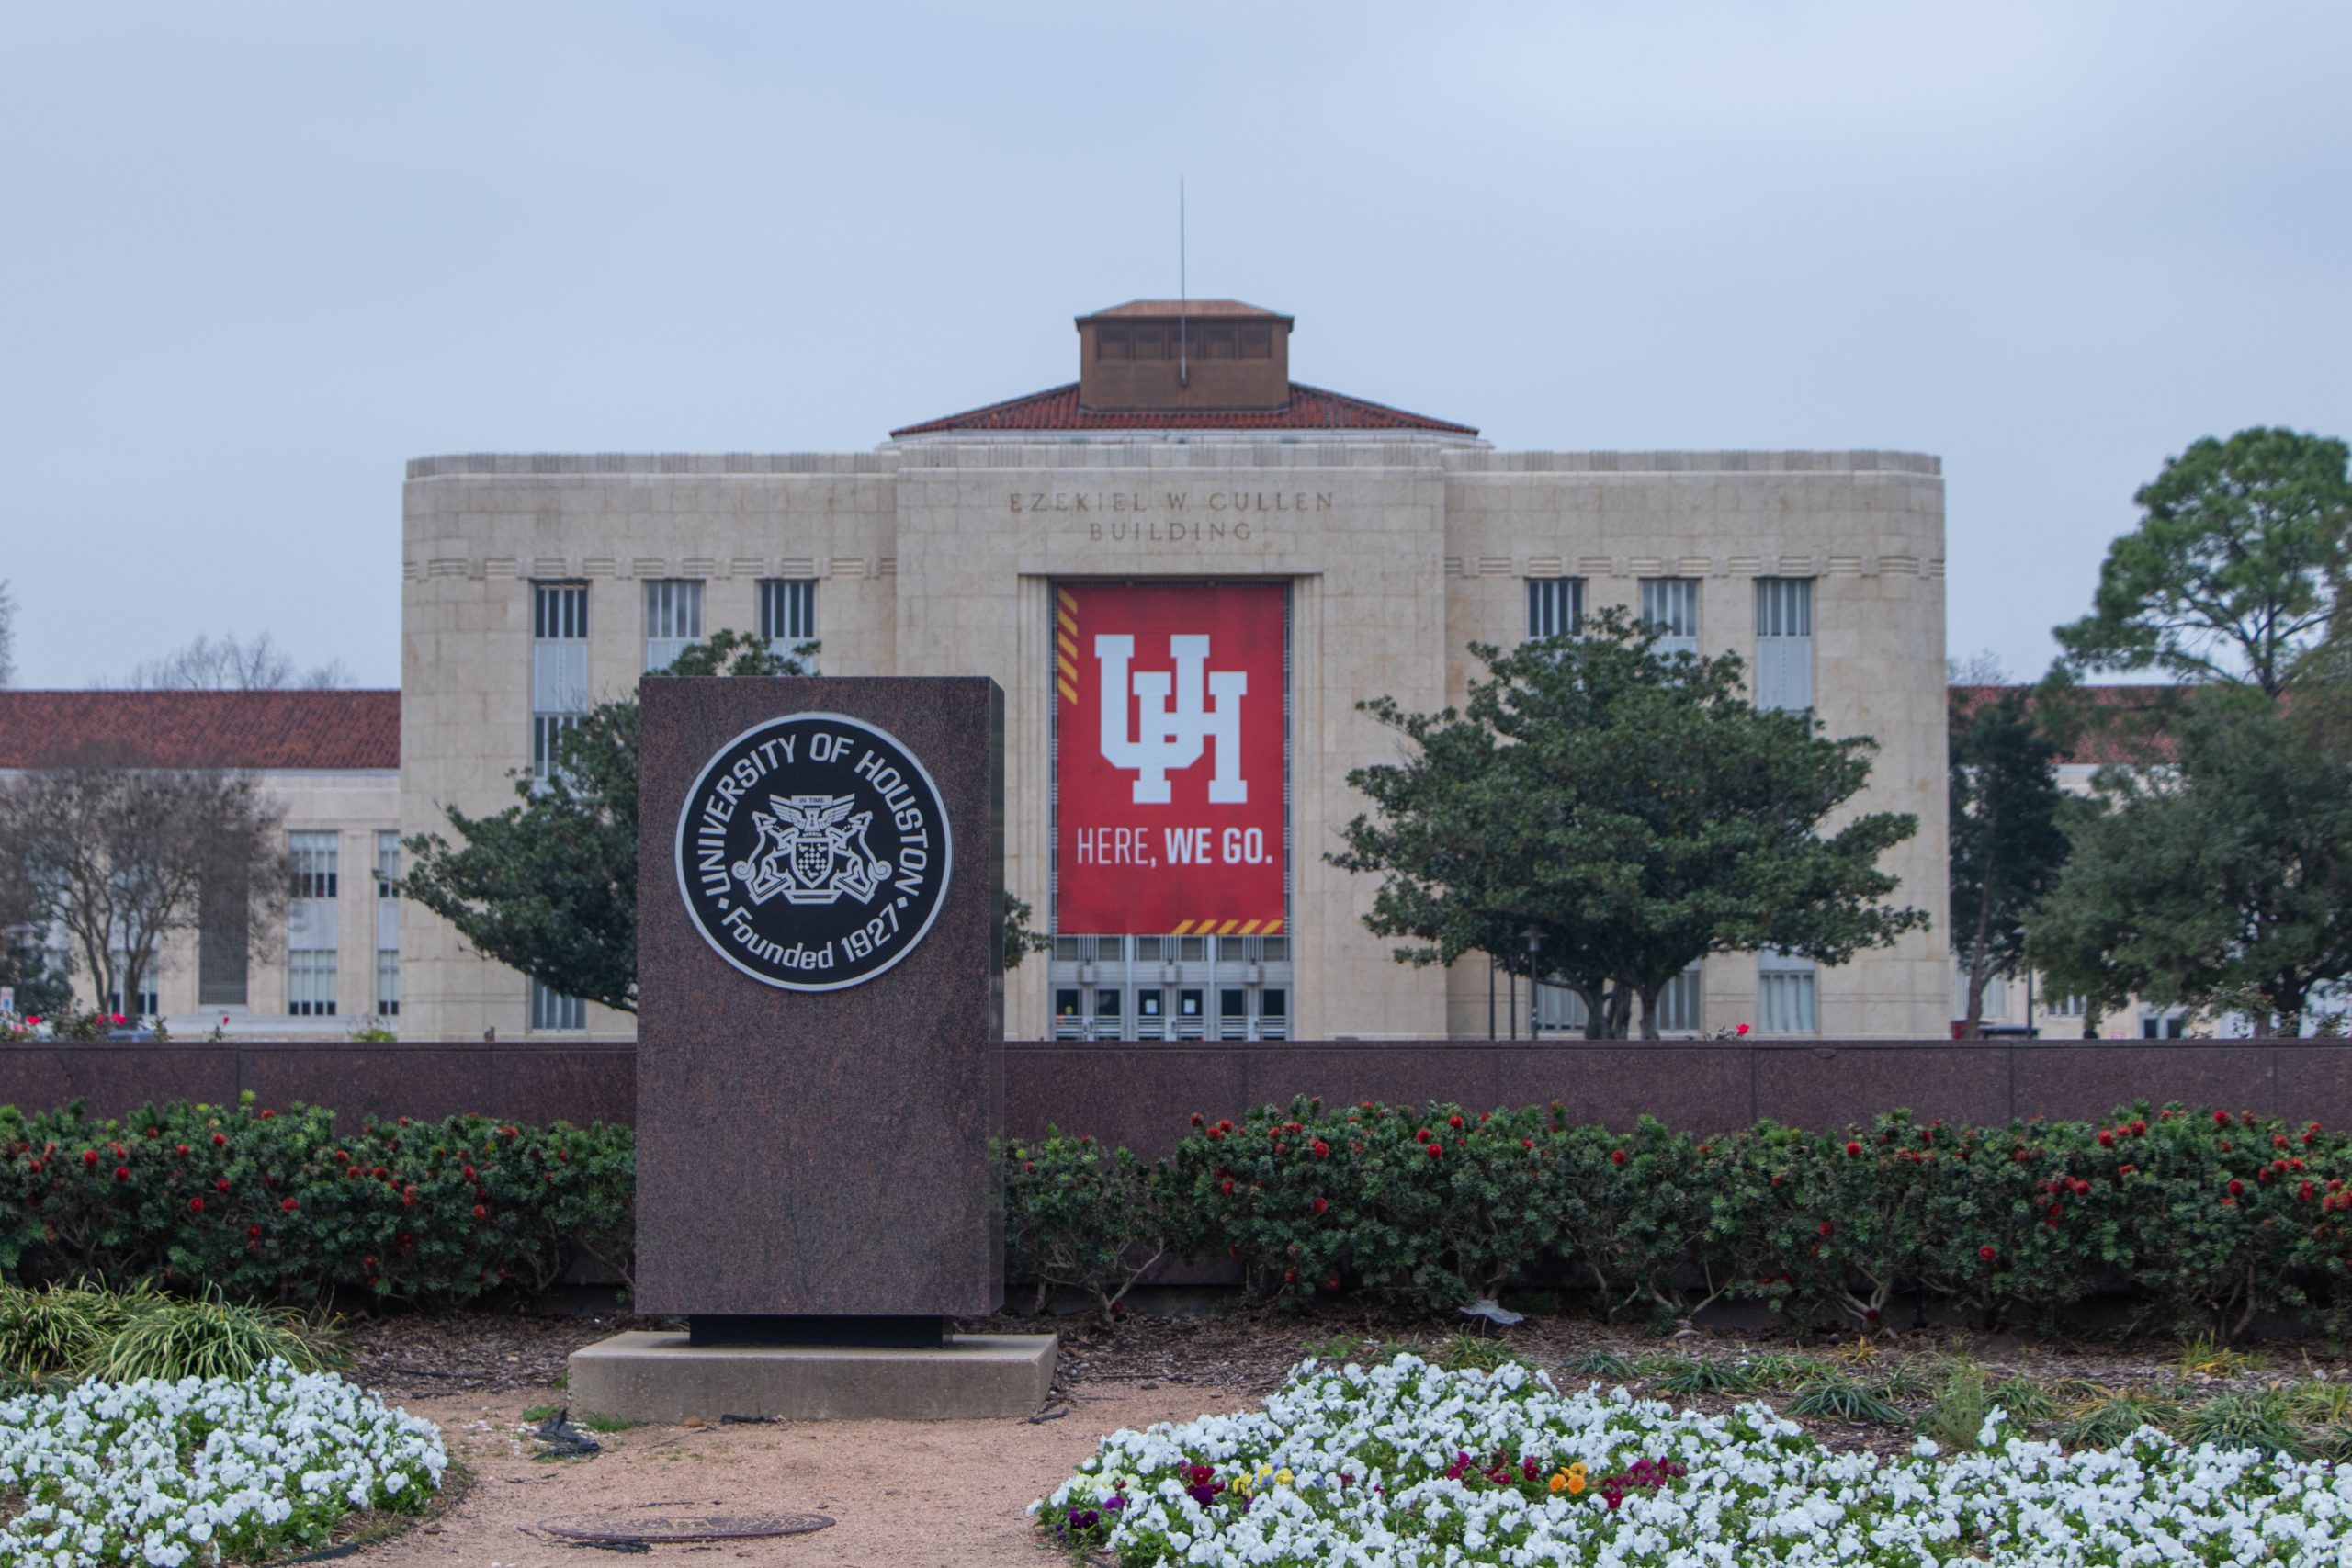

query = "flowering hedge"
[1012,1098,2352,1336]
[0,1095,632,1304]
[1039,1353,2352,1567]
[0,1360,445,1567]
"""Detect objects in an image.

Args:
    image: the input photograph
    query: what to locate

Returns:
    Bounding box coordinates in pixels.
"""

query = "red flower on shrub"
[1415,1128,1431,1144]
[211,1133,226,1146]
[2098,1130,2115,1147]
[1190,1112,1204,1126]
[1817,1221,1834,1237]
[213,1178,229,1192]
[113,1166,129,1181]
[1219,1179,1235,1195]
[81,1150,96,1167]
[259,1110,275,1121]
[2131,1119,2147,1134]
[2227,1179,2244,1196]
[175,1145,188,1157]
[282,1198,298,1213]
[1427,1144,1443,1159]
[472,1203,488,1220]
[1845,1142,1861,1157]
[1311,1140,1329,1159]
[1449,1115,1464,1130]
[2214,1110,2232,1126]
[462,1165,476,1179]
[1283,1269,1297,1284]
[1521,1139,1533,1150]
[1611,1149,1626,1166]
[188,1197,203,1213]
[247,1224,262,1238]
[1312,1197,1329,1214]
[1979,1245,1998,1262]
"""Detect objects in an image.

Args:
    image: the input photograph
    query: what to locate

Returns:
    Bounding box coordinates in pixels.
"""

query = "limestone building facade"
[0,690,402,1036]
[400,300,1952,1043]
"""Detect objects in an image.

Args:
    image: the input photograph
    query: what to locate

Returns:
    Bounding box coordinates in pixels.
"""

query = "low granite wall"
[3,1039,2347,1149]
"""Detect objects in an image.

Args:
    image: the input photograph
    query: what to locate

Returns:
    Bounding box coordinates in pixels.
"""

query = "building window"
[1240,324,1273,360]
[1533,982,1588,1033]
[289,831,338,900]
[1527,577,1583,640]
[1640,578,1700,658]
[1095,326,1130,361]
[288,830,339,1018]
[1754,578,1814,712]
[2141,1009,2187,1039]
[107,961,159,1020]
[530,978,586,1032]
[759,578,815,658]
[1655,960,1703,1032]
[1758,949,1816,1033]
[643,580,703,672]
[197,871,249,1009]
[288,951,336,1017]
[2045,991,2086,1016]
[532,582,590,782]
[374,830,400,1017]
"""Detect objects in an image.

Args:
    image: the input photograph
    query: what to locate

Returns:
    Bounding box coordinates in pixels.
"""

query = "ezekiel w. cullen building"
[395,299,1953,1043]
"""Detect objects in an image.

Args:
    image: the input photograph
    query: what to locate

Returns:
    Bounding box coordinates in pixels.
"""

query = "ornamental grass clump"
[1042,1353,2352,1568]
[81,1288,333,1383]
[0,1280,144,1388]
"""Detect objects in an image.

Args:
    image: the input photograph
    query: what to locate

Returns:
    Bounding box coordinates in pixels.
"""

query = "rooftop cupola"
[1075,299,1293,413]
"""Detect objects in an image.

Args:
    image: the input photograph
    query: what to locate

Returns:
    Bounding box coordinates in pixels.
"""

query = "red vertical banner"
[1056,582,1285,935]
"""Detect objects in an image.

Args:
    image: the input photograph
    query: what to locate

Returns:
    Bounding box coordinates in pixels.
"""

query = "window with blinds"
[287,829,340,1017]
[1758,948,1817,1033]
[1526,577,1583,640]
[1754,578,1814,712]
[374,830,400,1016]
[643,580,703,673]
[1640,578,1700,658]
[532,583,590,782]
[759,578,815,659]
[530,978,586,1032]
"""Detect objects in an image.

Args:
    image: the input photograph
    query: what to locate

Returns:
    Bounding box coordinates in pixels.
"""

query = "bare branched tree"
[0,750,288,1017]
[117,633,348,692]
[0,579,16,688]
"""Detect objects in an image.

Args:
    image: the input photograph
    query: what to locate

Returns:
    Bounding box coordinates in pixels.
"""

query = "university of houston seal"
[673,713,952,990]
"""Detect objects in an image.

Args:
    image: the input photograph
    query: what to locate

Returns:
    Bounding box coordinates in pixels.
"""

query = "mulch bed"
[342,1312,673,1399]
[342,1304,2346,1455]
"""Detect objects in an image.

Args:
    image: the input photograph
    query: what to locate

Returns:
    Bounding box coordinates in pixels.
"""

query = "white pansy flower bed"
[1039,1353,2352,1566]
[0,1360,446,1568]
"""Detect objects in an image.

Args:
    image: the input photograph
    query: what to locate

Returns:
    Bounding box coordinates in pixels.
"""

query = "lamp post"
[1522,926,1544,1039]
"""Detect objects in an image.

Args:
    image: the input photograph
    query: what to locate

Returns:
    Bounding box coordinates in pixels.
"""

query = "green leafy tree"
[403,630,1044,1015]
[1332,609,1927,1038]
[2028,693,2352,1036]
[2053,427,2352,697]
[1948,689,2070,1036]
[0,939,74,1020]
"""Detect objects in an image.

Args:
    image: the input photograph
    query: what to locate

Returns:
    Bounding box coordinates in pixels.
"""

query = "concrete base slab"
[564,1331,1057,1423]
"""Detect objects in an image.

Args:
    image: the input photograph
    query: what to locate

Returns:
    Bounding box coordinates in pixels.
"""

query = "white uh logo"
[1095,634,1247,805]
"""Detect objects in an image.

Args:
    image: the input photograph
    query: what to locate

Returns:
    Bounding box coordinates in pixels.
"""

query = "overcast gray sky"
[3,2,2345,691]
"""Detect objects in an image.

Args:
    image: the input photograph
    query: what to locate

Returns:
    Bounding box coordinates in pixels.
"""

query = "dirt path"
[359,1379,1254,1568]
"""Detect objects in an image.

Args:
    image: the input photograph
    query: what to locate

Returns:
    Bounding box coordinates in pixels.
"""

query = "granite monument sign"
[570,676,1054,1420]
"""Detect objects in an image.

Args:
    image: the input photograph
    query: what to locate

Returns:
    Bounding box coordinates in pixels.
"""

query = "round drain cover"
[541,1510,834,1543]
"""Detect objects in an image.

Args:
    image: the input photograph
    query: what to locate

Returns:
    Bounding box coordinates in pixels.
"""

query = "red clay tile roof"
[0,690,400,771]
[889,380,1477,438]
[1950,684,2185,766]
[1080,299,1292,321]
